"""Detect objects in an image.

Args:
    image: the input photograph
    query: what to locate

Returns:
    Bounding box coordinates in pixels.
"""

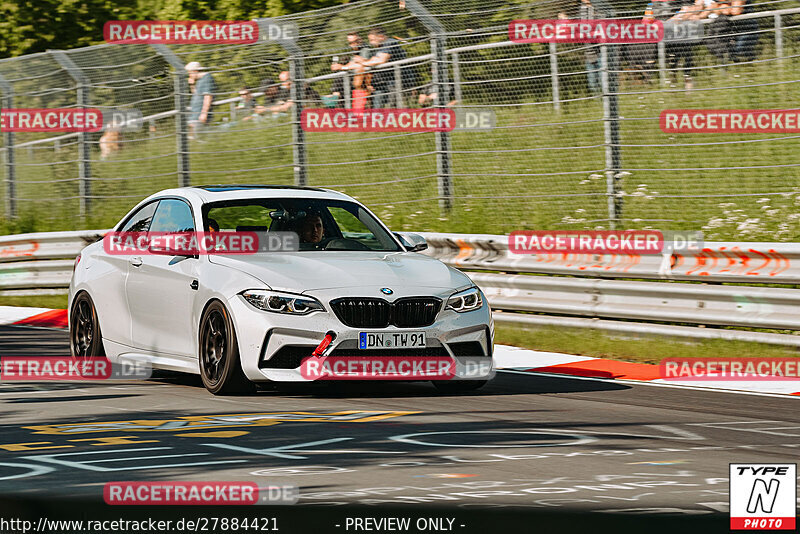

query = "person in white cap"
[185,61,217,139]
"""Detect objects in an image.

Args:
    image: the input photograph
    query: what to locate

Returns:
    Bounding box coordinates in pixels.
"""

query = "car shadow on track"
[147,369,630,398]
[2,393,143,403]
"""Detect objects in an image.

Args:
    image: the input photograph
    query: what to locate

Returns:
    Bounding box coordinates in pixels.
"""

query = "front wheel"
[70,292,105,359]
[198,301,254,395]
[432,380,487,393]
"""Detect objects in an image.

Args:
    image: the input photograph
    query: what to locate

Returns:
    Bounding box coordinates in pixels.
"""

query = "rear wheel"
[432,380,487,393]
[198,301,254,395]
[70,293,105,359]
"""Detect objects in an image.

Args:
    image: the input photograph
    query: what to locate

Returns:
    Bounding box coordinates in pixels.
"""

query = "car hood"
[207,251,472,294]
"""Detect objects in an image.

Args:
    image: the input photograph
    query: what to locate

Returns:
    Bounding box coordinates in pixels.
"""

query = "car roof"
[146,185,354,204]
[194,184,326,193]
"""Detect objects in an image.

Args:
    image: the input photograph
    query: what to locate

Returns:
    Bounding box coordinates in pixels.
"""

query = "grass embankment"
[496,324,800,363]
[1,48,798,240]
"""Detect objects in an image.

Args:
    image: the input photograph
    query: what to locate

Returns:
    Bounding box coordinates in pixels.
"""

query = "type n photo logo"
[730,464,796,530]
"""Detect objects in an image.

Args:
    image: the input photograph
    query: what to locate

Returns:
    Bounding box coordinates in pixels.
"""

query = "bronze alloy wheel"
[198,300,254,395]
[69,293,105,359]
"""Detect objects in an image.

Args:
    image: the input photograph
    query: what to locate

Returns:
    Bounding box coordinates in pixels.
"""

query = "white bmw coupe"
[69,185,493,394]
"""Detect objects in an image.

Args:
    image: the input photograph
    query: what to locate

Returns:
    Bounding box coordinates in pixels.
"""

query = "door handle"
[129,256,143,267]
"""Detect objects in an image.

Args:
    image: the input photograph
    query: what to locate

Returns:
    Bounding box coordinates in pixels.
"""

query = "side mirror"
[147,241,173,255]
[395,232,428,252]
[147,231,197,256]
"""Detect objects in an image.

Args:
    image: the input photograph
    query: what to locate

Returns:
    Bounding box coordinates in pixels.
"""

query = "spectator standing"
[186,61,217,139]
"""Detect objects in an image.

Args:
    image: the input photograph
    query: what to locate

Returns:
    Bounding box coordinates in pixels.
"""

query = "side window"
[206,204,277,231]
[120,201,158,232]
[149,199,195,233]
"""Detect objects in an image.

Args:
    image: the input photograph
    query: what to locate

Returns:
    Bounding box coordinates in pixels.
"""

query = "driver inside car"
[298,211,325,245]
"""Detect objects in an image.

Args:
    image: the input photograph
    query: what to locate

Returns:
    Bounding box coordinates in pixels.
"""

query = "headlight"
[241,290,324,315]
[446,287,483,313]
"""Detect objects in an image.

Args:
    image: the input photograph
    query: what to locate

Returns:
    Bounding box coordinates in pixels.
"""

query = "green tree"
[0,0,349,58]
[0,0,138,57]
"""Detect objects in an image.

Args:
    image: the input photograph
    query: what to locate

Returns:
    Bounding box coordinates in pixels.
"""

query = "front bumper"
[227,292,494,383]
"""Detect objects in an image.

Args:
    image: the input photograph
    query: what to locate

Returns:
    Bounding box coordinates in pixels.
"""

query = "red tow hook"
[312,331,336,358]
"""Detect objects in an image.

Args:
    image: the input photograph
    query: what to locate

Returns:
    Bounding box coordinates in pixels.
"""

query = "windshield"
[202,197,402,252]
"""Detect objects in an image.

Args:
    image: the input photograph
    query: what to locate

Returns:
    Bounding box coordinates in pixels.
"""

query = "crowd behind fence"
[0,0,798,241]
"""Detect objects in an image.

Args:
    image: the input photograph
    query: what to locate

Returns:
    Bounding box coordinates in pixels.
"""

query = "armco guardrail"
[0,230,105,294]
[419,233,800,284]
[417,232,800,345]
[471,273,800,330]
[3,230,800,345]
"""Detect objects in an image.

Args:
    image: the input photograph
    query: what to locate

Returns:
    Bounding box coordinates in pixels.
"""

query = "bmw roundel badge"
[380,288,393,295]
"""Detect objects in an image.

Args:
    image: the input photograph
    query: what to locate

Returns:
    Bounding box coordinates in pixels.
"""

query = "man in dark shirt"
[351,27,405,108]
[269,71,294,114]
[331,32,373,101]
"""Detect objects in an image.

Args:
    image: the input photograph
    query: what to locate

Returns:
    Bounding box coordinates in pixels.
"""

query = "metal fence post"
[549,43,560,111]
[451,51,463,104]
[0,73,16,218]
[288,56,307,187]
[600,45,622,229]
[774,13,783,59]
[343,73,352,108]
[658,41,667,86]
[50,50,92,217]
[255,18,307,187]
[394,64,403,107]
[151,45,191,187]
[405,0,453,213]
[432,37,453,213]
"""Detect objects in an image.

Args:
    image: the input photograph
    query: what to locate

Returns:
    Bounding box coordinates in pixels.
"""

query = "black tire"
[432,380,487,393]
[70,292,105,359]
[198,300,254,395]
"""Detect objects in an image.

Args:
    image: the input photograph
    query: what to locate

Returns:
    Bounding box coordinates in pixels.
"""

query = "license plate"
[359,332,426,349]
